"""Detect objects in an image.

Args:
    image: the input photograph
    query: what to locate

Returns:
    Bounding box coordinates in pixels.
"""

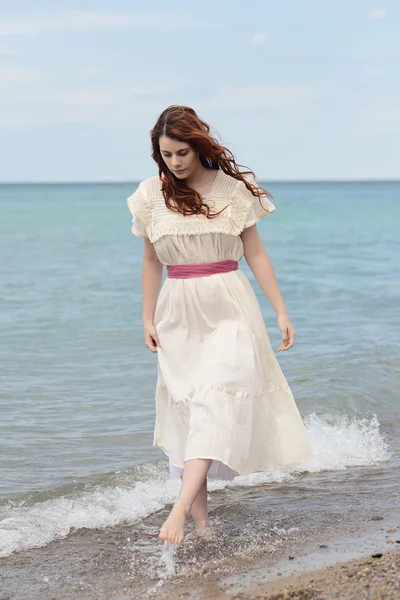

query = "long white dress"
[127,169,311,479]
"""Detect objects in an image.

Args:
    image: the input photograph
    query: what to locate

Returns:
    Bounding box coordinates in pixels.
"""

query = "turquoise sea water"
[0,181,399,598]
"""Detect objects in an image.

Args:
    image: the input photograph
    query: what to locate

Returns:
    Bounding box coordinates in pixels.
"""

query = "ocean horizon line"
[0,178,399,186]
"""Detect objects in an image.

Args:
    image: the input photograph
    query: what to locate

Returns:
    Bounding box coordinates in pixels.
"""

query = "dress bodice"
[152,232,244,266]
[126,169,276,266]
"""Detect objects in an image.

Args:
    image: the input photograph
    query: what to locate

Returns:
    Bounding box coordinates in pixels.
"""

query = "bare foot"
[195,522,214,540]
[159,503,188,544]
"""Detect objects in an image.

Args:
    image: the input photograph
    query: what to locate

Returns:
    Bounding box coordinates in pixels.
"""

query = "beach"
[1,181,399,599]
[1,468,399,599]
[212,548,400,600]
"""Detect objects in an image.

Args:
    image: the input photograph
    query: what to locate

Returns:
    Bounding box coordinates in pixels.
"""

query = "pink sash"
[166,259,238,279]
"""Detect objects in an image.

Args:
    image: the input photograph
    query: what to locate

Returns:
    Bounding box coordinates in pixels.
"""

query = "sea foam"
[0,412,391,558]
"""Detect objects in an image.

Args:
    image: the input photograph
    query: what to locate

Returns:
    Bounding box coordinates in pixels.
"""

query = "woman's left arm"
[240,224,295,351]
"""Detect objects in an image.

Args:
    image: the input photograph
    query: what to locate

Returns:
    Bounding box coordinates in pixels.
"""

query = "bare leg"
[190,478,209,530]
[160,458,212,544]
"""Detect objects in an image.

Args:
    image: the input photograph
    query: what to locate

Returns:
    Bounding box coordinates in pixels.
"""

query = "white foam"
[302,412,391,471]
[0,413,391,558]
[0,478,180,558]
[209,412,391,490]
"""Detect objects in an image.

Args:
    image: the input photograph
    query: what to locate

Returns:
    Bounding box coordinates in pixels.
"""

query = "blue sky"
[0,1,398,181]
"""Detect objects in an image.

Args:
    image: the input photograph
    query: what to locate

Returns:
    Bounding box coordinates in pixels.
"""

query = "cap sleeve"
[242,176,276,229]
[126,182,151,238]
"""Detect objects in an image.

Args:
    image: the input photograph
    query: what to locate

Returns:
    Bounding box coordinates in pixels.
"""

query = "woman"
[127,105,311,545]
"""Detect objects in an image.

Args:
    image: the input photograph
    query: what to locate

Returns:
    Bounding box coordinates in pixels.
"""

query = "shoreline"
[1,512,399,599]
[1,473,399,599]
[214,547,400,600]
[179,523,400,600]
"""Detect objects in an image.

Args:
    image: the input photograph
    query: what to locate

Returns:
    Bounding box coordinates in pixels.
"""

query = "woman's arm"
[142,238,163,352]
[240,224,295,351]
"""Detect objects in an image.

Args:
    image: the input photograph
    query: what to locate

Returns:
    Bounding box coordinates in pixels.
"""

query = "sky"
[0,1,399,182]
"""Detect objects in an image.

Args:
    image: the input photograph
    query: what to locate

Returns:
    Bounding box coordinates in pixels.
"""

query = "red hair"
[150,105,273,218]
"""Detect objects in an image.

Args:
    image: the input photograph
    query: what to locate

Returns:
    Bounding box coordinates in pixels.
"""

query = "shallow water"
[1,181,399,597]
[1,461,399,599]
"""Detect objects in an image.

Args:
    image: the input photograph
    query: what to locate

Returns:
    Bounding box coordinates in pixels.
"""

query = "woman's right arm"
[142,238,163,352]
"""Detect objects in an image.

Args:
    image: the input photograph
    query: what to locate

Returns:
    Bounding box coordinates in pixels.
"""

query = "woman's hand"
[143,321,162,353]
[277,314,296,351]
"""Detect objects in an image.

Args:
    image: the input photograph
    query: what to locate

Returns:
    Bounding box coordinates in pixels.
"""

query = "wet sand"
[1,474,399,600]
[213,547,400,600]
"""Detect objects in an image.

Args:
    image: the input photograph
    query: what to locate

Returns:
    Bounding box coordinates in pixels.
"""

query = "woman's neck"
[185,164,216,195]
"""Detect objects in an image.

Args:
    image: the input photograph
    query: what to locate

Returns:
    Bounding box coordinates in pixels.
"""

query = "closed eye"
[161,151,189,157]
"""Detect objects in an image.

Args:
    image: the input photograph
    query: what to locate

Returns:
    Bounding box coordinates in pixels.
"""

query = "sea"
[0,181,399,599]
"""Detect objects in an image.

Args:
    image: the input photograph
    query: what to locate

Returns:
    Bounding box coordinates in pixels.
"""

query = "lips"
[174,169,186,174]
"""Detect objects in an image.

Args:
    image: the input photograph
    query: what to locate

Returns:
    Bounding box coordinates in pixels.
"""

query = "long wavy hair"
[150,105,273,218]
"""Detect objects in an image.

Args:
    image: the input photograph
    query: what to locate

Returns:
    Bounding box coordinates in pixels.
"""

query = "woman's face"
[159,135,199,179]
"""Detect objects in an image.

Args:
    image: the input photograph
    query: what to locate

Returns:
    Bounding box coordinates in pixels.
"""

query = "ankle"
[194,518,209,530]
[174,500,191,516]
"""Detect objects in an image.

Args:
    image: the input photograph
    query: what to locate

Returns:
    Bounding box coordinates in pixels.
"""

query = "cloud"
[368,9,387,19]
[0,83,330,131]
[0,85,169,129]
[72,67,106,78]
[249,32,270,46]
[361,107,400,133]
[198,84,329,111]
[0,46,19,55]
[0,67,40,83]
[0,11,217,37]
[25,86,162,107]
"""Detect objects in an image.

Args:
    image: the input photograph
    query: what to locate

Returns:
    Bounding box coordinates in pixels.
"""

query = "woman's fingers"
[145,334,157,352]
[152,330,162,348]
[277,327,295,351]
[144,326,162,352]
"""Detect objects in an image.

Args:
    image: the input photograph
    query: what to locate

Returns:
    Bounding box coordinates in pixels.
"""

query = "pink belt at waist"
[166,259,238,279]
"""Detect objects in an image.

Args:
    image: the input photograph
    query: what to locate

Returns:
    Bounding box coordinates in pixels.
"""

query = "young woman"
[127,105,311,545]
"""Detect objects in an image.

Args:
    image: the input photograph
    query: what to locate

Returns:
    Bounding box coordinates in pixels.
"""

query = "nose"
[171,155,181,168]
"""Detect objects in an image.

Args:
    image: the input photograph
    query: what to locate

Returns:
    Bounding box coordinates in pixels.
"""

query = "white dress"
[127,170,311,479]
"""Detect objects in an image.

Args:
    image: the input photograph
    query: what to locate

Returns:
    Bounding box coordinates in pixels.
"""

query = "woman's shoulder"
[126,176,163,223]
[134,175,163,199]
[212,170,266,198]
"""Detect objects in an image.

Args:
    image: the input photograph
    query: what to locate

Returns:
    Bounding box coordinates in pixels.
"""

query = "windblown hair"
[150,105,273,218]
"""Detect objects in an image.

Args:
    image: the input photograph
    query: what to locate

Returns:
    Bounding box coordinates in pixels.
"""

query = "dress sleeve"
[242,177,276,229]
[126,183,151,238]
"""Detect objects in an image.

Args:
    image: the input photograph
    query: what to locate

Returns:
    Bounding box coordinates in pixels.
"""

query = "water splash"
[303,412,391,471]
[0,413,392,558]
